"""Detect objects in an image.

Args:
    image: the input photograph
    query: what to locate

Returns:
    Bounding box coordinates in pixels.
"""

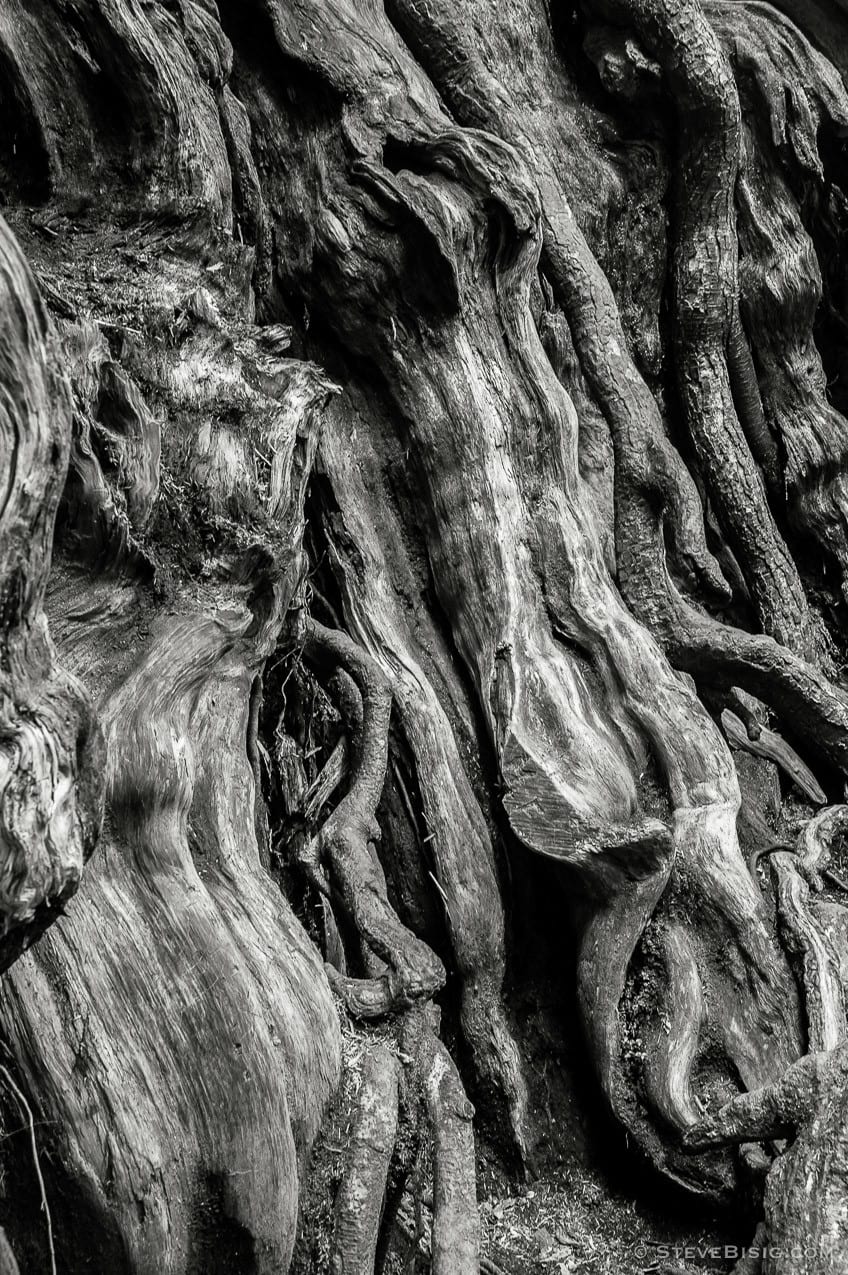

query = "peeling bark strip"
[3,0,848,1270]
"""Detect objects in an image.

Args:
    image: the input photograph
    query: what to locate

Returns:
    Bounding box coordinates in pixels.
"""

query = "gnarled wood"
[0,215,104,971]
[3,0,848,1269]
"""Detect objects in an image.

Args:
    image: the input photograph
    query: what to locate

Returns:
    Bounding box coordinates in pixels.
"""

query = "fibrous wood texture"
[2,1,848,1272]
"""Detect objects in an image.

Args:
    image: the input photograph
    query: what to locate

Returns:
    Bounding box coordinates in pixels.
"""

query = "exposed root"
[422,1036,479,1275]
[683,1046,848,1275]
[541,214,731,608]
[643,926,705,1129]
[298,612,497,1262]
[710,0,848,600]
[403,1007,480,1275]
[303,617,446,1014]
[685,805,848,1271]
[683,1047,833,1150]
[727,306,781,497]
[644,573,848,775]
[762,809,848,1053]
[7,0,848,1265]
[331,1043,399,1275]
[768,848,845,1051]
[598,0,820,659]
[531,150,848,774]
[325,968,403,1021]
[468,65,848,779]
[796,805,848,879]
[578,861,676,1165]
[748,840,793,889]
[57,319,158,576]
[326,1006,482,1273]
[355,0,801,1191]
[313,420,530,1157]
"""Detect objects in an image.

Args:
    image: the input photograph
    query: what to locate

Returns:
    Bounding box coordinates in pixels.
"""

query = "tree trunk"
[2,0,848,1271]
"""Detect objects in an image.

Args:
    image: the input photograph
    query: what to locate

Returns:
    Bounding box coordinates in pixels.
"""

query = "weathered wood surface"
[2,0,848,1270]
